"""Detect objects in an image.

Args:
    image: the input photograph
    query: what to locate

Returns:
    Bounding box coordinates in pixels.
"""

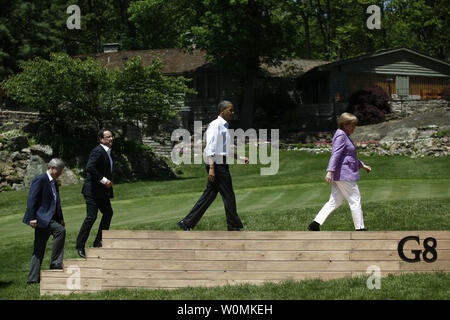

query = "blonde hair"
[338,112,358,129]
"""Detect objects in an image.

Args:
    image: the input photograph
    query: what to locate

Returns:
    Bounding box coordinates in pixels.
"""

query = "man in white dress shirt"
[177,101,248,231]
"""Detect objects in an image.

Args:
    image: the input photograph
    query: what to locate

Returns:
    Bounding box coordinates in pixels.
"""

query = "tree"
[178,0,297,129]
[1,53,111,131]
[0,0,64,81]
[128,0,201,49]
[383,0,450,60]
[112,56,194,133]
[1,53,193,135]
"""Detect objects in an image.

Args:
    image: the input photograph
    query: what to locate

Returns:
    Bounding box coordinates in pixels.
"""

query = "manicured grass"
[33,272,448,300]
[0,151,449,300]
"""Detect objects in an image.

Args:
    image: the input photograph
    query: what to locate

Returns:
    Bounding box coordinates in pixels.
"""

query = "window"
[193,74,220,100]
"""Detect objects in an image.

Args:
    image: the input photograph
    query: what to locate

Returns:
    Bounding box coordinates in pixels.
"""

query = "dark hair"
[98,129,112,140]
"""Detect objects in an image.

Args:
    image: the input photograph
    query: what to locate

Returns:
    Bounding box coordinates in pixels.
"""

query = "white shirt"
[203,116,233,158]
[46,171,56,199]
[46,171,55,184]
[100,144,113,185]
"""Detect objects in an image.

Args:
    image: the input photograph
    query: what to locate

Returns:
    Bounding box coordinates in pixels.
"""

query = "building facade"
[298,48,450,104]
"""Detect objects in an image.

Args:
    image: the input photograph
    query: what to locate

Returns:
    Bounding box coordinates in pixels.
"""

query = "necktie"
[50,180,57,201]
[107,150,113,173]
[50,179,59,218]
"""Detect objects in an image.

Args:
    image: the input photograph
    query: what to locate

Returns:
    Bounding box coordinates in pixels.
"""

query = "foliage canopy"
[1,52,193,135]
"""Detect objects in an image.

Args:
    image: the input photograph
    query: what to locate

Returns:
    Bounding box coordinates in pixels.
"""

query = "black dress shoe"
[227,227,241,231]
[77,248,86,259]
[308,221,320,231]
[49,264,63,270]
[93,241,102,248]
[177,221,191,231]
[356,228,368,231]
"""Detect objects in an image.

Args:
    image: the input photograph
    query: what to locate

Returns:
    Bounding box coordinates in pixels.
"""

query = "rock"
[417,130,436,139]
[8,136,29,151]
[416,138,434,149]
[418,125,439,131]
[0,164,14,178]
[58,168,79,186]
[0,150,10,163]
[380,127,418,144]
[352,131,383,141]
[24,155,47,187]
[0,182,10,192]
[0,134,83,191]
[30,144,53,161]
[12,183,25,191]
[21,147,31,155]
[10,151,25,162]
[389,142,399,152]
[6,173,22,184]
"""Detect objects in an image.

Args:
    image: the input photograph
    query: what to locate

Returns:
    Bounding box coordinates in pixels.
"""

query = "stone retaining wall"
[389,99,449,116]
[0,109,40,128]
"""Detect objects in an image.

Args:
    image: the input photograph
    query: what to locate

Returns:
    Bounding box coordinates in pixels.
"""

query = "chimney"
[103,43,120,53]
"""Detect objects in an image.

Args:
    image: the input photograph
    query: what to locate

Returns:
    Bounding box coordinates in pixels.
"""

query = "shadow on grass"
[0,281,14,289]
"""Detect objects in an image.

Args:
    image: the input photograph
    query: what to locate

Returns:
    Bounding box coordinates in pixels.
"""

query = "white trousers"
[314,181,365,230]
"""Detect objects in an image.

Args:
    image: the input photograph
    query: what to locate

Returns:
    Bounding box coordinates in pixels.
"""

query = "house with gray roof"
[81,47,329,129]
[297,48,450,104]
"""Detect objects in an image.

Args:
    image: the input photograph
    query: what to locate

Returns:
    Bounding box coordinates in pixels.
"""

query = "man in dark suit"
[76,129,114,258]
[23,158,66,284]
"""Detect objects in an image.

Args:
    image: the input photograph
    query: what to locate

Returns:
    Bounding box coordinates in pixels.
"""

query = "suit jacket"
[327,129,364,181]
[23,173,63,228]
[82,144,114,199]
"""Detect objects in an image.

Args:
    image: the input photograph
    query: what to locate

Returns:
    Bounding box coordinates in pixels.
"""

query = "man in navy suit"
[76,129,114,258]
[23,158,66,284]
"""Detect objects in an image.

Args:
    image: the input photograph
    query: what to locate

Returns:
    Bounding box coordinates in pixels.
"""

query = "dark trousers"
[76,195,113,249]
[182,162,243,229]
[27,220,66,283]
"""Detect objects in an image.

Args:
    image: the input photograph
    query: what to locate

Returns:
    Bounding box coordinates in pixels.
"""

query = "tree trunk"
[313,0,329,58]
[88,0,102,53]
[301,13,311,59]
[240,61,258,130]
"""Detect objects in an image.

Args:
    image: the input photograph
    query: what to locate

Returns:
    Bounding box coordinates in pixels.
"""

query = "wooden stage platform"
[40,230,450,295]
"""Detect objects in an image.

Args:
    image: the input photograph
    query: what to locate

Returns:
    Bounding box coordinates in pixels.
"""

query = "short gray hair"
[218,100,232,113]
[48,158,65,169]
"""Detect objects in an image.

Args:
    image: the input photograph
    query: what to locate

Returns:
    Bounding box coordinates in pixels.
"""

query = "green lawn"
[0,151,449,300]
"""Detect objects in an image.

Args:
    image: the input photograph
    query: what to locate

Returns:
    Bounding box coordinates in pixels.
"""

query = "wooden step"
[101,238,450,251]
[40,230,450,295]
[88,248,450,261]
[87,248,351,261]
[102,230,450,240]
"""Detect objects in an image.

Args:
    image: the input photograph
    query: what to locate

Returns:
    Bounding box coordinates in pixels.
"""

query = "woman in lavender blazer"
[308,113,372,231]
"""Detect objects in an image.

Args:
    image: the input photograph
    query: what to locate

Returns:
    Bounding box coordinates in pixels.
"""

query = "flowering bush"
[347,85,391,125]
